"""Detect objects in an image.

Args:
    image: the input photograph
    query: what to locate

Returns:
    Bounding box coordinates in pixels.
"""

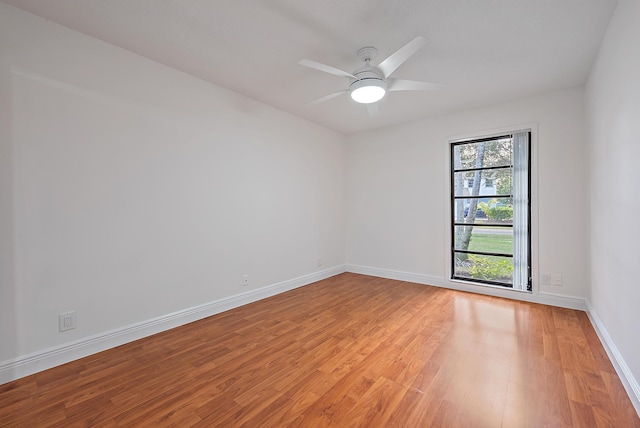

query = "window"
[450,132,531,290]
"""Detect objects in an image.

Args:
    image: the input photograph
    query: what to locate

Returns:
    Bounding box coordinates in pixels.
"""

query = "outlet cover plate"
[59,311,76,332]
[552,274,563,286]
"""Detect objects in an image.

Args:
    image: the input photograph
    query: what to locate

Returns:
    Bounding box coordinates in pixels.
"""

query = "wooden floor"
[1,273,638,427]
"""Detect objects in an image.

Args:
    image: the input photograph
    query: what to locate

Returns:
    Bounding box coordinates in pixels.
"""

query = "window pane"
[453,199,514,225]
[453,252,513,285]
[453,168,511,197]
[453,226,513,255]
[453,138,513,170]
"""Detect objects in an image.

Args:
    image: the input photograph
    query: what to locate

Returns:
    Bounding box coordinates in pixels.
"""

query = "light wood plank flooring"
[1,273,639,427]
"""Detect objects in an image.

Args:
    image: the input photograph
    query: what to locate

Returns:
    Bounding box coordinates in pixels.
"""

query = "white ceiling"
[1,0,617,134]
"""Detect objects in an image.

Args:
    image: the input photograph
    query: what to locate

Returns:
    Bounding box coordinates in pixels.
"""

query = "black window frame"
[450,133,532,290]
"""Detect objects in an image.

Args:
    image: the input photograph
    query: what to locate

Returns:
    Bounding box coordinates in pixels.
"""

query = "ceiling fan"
[299,36,443,114]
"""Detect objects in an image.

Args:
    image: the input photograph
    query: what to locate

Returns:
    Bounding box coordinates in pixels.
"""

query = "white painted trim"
[586,301,640,416]
[346,264,586,310]
[0,265,346,385]
[534,291,587,311]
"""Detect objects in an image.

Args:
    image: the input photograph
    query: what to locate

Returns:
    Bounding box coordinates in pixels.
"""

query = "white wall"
[0,4,345,365]
[345,87,589,302]
[586,0,640,404]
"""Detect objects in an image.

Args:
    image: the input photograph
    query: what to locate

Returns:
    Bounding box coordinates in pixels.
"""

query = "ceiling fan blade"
[305,89,349,106]
[387,78,445,92]
[378,36,427,78]
[366,103,379,116]
[299,59,357,79]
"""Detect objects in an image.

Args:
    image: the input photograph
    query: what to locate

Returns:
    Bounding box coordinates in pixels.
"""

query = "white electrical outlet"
[243,275,249,286]
[552,274,563,286]
[541,274,551,285]
[59,311,76,332]
[317,257,323,267]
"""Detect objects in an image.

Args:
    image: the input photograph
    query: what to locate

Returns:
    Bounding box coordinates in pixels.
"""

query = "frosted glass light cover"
[351,85,385,103]
[350,78,386,104]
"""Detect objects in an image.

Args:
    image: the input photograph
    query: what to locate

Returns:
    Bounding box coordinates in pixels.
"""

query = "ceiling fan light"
[350,79,386,104]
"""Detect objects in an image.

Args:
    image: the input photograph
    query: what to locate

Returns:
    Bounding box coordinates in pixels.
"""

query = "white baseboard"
[585,301,640,416]
[0,265,346,385]
[345,264,586,310]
